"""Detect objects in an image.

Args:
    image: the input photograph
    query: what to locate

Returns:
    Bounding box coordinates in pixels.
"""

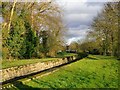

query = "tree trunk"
[117,2,120,59]
[8,0,17,33]
[111,33,114,56]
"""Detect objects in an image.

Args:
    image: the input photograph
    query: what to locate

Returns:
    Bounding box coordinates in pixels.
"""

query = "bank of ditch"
[2,55,119,89]
[1,52,87,85]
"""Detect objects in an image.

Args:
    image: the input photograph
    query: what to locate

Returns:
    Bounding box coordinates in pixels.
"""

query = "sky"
[55,0,117,45]
[0,0,118,45]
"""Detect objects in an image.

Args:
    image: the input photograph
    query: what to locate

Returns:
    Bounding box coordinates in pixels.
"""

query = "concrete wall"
[1,56,77,83]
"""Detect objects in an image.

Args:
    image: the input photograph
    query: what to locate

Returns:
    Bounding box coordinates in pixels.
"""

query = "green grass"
[56,52,77,58]
[1,52,77,69]
[1,58,59,69]
[7,55,119,89]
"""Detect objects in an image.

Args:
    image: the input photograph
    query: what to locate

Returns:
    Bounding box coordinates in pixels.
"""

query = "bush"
[89,49,100,55]
[77,52,88,59]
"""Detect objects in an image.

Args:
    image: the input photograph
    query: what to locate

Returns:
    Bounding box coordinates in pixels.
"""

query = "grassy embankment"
[1,53,76,69]
[1,58,59,69]
[6,55,119,89]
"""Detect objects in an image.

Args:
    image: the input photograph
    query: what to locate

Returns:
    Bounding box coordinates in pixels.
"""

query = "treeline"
[2,1,65,59]
[88,2,120,57]
[69,2,120,58]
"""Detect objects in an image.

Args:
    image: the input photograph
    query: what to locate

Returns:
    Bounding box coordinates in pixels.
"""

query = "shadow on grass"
[87,56,98,60]
[11,81,40,90]
[31,79,55,89]
[94,55,117,60]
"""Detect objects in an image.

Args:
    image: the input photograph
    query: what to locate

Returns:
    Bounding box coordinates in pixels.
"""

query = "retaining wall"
[0,55,77,83]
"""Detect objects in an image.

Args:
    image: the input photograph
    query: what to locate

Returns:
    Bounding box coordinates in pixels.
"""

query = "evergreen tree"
[7,15,25,59]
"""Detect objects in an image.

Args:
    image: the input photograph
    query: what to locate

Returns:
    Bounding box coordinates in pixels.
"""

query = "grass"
[56,52,77,58]
[6,55,119,89]
[1,52,77,69]
[1,58,59,69]
[87,55,117,60]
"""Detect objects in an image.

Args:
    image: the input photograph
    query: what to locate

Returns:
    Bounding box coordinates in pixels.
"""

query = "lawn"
[5,55,119,89]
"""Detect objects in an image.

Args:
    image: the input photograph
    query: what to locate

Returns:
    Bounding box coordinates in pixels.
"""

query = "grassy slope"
[1,53,76,69]
[1,58,59,69]
[9,55,119,89]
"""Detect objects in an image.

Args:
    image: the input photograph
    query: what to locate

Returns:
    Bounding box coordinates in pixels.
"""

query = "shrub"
[77,52,88,59]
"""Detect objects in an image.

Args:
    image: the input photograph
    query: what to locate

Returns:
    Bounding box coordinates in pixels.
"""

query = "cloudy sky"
[0,0,118,45]
[56,0,116,45]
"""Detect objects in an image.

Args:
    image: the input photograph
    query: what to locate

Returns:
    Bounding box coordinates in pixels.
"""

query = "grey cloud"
[64,13,97,28]
[65,28,89,39]
[0,17,3,23]
[63,2,103,14]
[85,2,105,6]
[57,0,106,44]
[86,0,116,3]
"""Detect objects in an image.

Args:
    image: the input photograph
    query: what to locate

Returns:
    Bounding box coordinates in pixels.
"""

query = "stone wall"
[1,56,77,83]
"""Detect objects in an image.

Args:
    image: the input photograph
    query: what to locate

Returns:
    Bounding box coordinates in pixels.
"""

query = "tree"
[39,30,49,57]
[2,1,65,59]
[87,2,119,56]
[8,0,17,33]
[7,16,25,59]
[69,41,79,51]
[117,1,120,59]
